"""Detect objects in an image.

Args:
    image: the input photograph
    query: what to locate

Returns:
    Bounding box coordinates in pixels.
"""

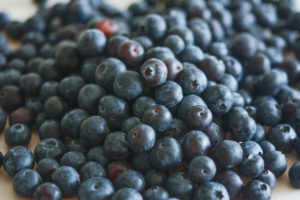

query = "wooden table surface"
[0,0,300,199]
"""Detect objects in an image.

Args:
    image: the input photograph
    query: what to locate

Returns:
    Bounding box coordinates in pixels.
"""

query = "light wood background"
[0,0,299,199]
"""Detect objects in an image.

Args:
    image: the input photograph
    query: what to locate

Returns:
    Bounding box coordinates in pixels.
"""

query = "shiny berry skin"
[223,56,243,81]
[180,45,204,65]
[133,96,156,118]
[13,169,42,198]
[34,138,65,162]
[77,29,106,57]
[114,169,145,192]
[118,40,144,67]
[96,18,119,37]
[67,139,89,154]
[5,123,31,147]
[107,35,129,57]
[239,154,264,178]
[3,146,34,177]
[104,132,130,160]
[176,95,207,120]
[165,172,194,199]
[78,177,115,200]
[128,124,156,153]
[263,150,287,177]
[142,14,167,40]
[212,140,243,169]
[36,158,59,182]
[121,117,142,133]
[150,137,182,171]
[242,180,271,200]
[60,151,87,171]
[162,58,183,80]
[142,105,172,133]
[289,161,300,188]
[256,101,282,127]
[144,186,169,200]
[79,161,106,181]
[51,166,80,197]
[113,71,143,100]
[164,35,185,55]
[203,122,224,147]
[33,183,62,200]
[38,120,62,140]
[194,182,230,200]
[162,118,187,142]
[257,169,277,190]
[182,130,211,161]
[188,156,216,183]
[44,96,69,120]
[241,141,263,157]
[141,58,168,87]
[0,85,25,113]
[216,170,244,199]
[58,75,85,105]
[112,188,143,200]
[146,46,175,60]
[185,105,213,131]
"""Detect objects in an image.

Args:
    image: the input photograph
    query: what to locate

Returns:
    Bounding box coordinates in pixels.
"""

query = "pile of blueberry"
[0,0,300,199]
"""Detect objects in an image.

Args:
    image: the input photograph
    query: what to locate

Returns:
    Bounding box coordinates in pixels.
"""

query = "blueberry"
[183,130,211,161]
[9,107,34,127]
[232,33,257,60]
[80,58,99,83]
[13,169,42,198]
[121,117,142,134]
[128,124,156,153]
[51,166,80,197]
[176,95,207,120]
[44,96,70,120]
[242,180,271,200]
[36,158,59,182]
[142,14,167,40]
[77,29,106,57]
[60,151,87,171]
[257,169,277,190]
[0,151,3,168]
[223,56,243,81]
[95,58,127,92]
[104,132,130,160]
[118,40,144,67]
[194,182,230,200]
[67,139,89,154]
[179,45,204,65]
[209,42,229,59]
[107,35,129,57]
[164,35,185,55]
[203,122,224,147]
[25,97,43,116]
[145,169,167,187]
[216,170,244,198]
[113,71,143,100]
[3,146,34,177]
[111,188,142,200]
[252,123,266,142]
[167,26,194,45]
[263,150,287,177]
[188,156,216,183]
[190,20,212,49]
[87,147,110,167]
[37,58,60,81]
[204,84,234,115]
[78,84,106,114]
[5,124,31,147]
[133,96,156,118]
[33,183,62,200]
[0,85,25,113]
[177,66,208,95]
[141,58,168,87]
[114,169,145,192]
[241,141,263,157]
[282,98,300,125]
[78,177,114,200]
[98,95,129,129]
[134,36,153,51]
[150,137,182,171]
[80,161,106,181]
[162,118,187,142]
[142,105,172,132]
[166,172,194,200]
[162,58,183,81]
[247,53,271,75]
[146,46,175,60]
[239,154,264,178]
[58,75,85,105]
[144,186,169,200]
[38,120,63,140]
[212,140,243,169]
[34,138,65,162]
[185,105,213,131]
[259,141,276,153]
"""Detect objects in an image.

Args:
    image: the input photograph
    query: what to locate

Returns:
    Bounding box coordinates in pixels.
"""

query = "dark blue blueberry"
[142,14,167,40]
[104,132,130,160]
[107,35,129,57]
[179,45,204,65]
[51,166,80,197]
[154,80,183,110]
[177,66,208,95]
[113,71,143,100]
[118,40,144,68]
[162,58,183,81]
[142,105,172,132]
[166,172,194,200]
[233,92,245,107]
[177,95,207,120]
[121,117,141,133]
[275,86,300,105]
[209,42,229,59]
[219,74,238,92]
[36,158,59,182]
[203,122,224,147]
[185,105,213,131]
[252,124,266,142]
[165,8,186,27]
[134,36,153,51]
[242,180,271,200]
[44,96,70,120]
[25,97,43,116]
[78,177,114,200]
[167,26,194,45]
[256,101,282,127]
[239,154,264,178]
[133,96,156,118]
[162,118,187,142]
[150,137,182,171]
[280,58,300,84]
[257,169,277,190]
[67,139,89,154]
[144,186,169,200]
[0,86,25,113]
[33,183,62,200]
[128,124,156,153]
[263,150,287,177]
[38,120,63,140]
[114,169,145,192]
[34,138,65,162]
[216,170,244,199]
[77,29,106,57]
[78,84,106,114]
[61,108,89,139]
[19,73,43,96]
[232,33,257,60]
[60,151,87,171]
[198,56,226,82]
[259,141,276,153]
[58,75,85,105]
[204,84,235,115]
[80,116,110,146]
[3,146,34,177]
[289,161,300,188]
[98,95,129,129]
[13,169,42,198]
[282,98,300,125]
[87,147,110,167]
[212,140,243,169]
[183,130,211,161]
[5,20,24,39]
[112,188,142,200]
[190,20,212,49]
[80,58,100,83]
[0,69,21,89]
[247,53,271,75]
[194,182,230,200]
[146,47,175,60]
[7,58,26,72]
[241,141,263,157]
[229,107,256,141]
[5,124,31,147]
[164,35,185,55]
[141,58,168,87]
[145,169,167,187]
[223,56,243,81]
[188,156,216,183]
[9,107,34,127]
[80,161,106,181]
[36,112,46,129]
[106,160,131,181]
